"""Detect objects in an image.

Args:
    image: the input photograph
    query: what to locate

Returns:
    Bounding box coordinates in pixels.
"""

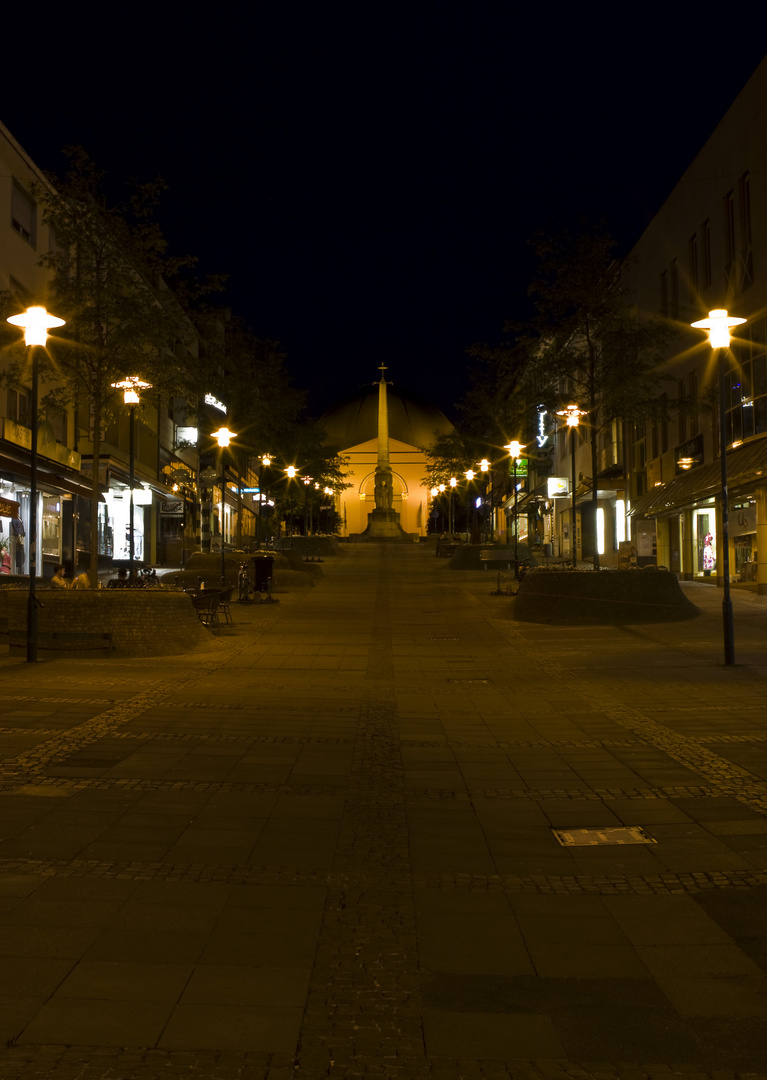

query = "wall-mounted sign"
[536,408,549,447]
[204,393,226,414]
[160,500,184,515]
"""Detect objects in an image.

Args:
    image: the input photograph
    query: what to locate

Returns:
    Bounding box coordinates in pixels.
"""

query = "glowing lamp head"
[286,466,297,478]
[480,458,489,472]
[211,426,237,448]
[691,308,746,349]
[506,440,523,458]
[465,469,475,481]
[430,487,438,497]
[7,305,65,347]
[111,375,151,405]
[556,405,585,428]
[262,454,272,467]
[449,477,457,488]
[438,484,445,493]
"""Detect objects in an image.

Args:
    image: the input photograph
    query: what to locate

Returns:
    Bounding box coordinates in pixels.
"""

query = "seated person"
[50,565,68,588]
[107,567,130,588]
[71,571,91,589]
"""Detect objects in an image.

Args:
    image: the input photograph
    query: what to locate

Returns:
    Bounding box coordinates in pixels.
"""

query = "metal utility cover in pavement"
[552,826,657,847]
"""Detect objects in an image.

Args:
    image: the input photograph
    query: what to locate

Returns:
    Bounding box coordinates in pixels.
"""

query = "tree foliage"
[34,147,211,582]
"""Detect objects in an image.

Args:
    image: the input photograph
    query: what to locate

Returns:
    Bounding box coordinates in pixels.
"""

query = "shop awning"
[629,438,767,517]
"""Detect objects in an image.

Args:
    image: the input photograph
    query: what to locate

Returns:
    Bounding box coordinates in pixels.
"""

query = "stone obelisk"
[364,365,407,539]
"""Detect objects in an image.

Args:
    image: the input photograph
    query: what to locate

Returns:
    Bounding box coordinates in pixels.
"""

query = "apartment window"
[688,234,699,301]
[724,191,736,295]
[688,371,698,437]
[11,179,36,247]
[45,403,67,445]
[660,270,668,318]
[701,220,712,289]
[738,172,753,291]
[7,387,31,427]
[669,259,679,319]
[677,379,687,444]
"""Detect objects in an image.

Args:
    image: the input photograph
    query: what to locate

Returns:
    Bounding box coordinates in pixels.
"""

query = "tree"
[36,148,207,583]
[526,226,673,568]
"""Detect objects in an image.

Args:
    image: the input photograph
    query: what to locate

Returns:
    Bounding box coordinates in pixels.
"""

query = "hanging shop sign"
[547,476,569,497]
[160,500,184,515]
[509,457,528,477]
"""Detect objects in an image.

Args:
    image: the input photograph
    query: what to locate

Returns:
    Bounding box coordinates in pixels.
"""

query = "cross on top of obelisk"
[378,363,387,381]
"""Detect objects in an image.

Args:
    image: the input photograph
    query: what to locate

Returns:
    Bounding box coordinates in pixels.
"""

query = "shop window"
[42,498,62,558]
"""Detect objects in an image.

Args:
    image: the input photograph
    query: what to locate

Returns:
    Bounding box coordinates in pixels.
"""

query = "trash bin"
[252,555,274,592]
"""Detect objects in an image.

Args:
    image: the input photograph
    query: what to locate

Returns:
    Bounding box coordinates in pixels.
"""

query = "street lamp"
[449,477,457,536]
[111,376,152,584]
[691,308,746,666]
[212,426,237,587]
[504,441,525,576]
[7,306,65,662]
[555,406,587,569]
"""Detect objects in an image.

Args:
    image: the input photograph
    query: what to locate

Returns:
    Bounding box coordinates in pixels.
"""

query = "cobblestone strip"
[0,1046,761,1080]
[3,856,767,895]
[1,774,739,804]
[294,577,428,1077]
[489,615,767,815]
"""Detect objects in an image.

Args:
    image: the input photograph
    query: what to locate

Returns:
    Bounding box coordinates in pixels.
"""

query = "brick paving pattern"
[0,545,766,1078]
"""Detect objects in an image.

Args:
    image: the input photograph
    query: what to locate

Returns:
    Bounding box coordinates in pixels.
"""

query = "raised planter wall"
[0,590,215,657]
[512,569,700,624]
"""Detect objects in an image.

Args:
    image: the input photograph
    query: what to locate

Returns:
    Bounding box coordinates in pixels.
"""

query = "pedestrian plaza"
[1,544,766,1079]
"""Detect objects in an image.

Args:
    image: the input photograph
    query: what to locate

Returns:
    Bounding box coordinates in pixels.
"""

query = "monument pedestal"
[363,508,410,541]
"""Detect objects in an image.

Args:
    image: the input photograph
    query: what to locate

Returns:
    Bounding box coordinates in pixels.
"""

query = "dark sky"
[4,15,765,421]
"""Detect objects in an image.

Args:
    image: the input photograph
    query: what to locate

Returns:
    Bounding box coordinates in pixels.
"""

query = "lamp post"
[691,309,746,666]
[556,406,587,569]
[449,477,457,536]
[256,454,271,549]
[505,441,525,577]
[7,307,65,662]
[285,466,299,539]
[211,426,237,587]
[111,376,151,584]
[464,469,475,542]
[479,458,491,541]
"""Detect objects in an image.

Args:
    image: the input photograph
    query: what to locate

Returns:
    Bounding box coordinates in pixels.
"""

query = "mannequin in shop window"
[703,531,715,577]
[10,516,24,573]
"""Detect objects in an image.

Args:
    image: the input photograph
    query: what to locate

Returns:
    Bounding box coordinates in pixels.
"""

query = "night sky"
[4,16,765,421]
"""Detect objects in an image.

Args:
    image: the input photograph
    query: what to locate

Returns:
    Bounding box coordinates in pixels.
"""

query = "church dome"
[319,382,453,450]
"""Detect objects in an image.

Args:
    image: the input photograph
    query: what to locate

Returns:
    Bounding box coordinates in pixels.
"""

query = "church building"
[319,370,453,539]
